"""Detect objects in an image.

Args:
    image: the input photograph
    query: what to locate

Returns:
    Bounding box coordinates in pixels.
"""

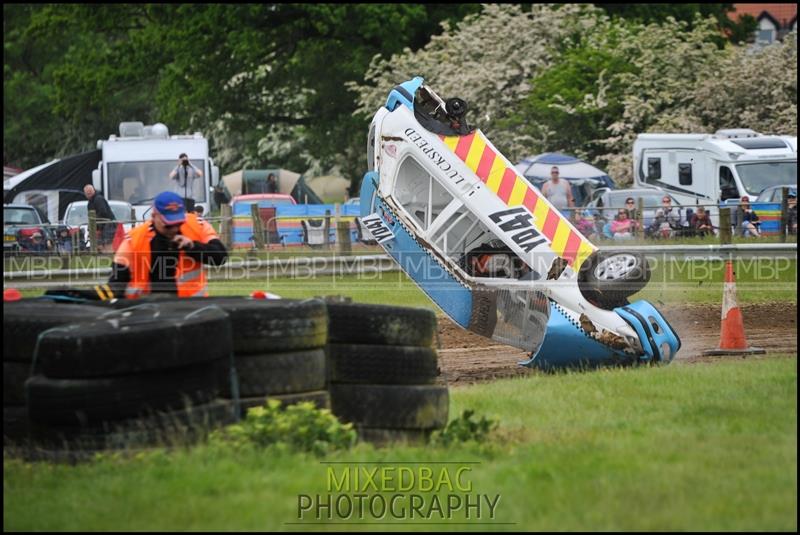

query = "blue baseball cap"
[153,191,186,224]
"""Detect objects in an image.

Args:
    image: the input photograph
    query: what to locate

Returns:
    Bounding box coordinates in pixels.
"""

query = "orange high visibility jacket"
[113,213,219,299]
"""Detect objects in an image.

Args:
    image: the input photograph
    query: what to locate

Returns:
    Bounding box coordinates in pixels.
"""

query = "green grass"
[4,357,796,531]
[13,258,797,307]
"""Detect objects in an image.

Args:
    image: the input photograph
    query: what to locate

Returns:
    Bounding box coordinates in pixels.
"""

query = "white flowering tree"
[349,6,797,185]
[347,3,603,162]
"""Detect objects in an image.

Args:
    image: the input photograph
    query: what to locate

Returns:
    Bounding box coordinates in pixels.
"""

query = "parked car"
[62,199,135,250]
[583,188,684,229]
[3,203,56,252]
[756,184,797,204]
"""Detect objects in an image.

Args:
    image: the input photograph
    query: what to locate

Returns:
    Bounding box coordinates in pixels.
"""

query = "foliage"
[348,3,603,166]
[599,4,757,45]
[209,399,356,456]
[3,4,479,177]
[431,409,498,446]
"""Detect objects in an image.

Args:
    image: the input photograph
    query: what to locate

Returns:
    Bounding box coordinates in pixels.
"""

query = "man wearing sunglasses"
[108,191,227,299]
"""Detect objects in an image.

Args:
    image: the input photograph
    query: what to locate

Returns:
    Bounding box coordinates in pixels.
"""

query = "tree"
[349,4,603,168]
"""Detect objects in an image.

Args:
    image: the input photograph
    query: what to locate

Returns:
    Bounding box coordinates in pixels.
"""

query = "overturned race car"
[360,77,680,369]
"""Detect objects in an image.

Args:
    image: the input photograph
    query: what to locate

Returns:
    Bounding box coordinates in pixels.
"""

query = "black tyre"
[330,384,448,430]
[3,406,29,444]
[578,251,651,309]
[26,360,222,426]
[327,303,436,346]
[35,305,232,378]
[328,344,438,384]
[3,301,108,362]
[357,427,431,446]
[238,390,331,414]
[229,349,326,397]
[131,297,328,354]
[29,399,236,450]
[4,361,30,405]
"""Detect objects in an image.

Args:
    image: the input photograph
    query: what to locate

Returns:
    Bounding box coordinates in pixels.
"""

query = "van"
[633,129,797,225]
[92,122,220,220]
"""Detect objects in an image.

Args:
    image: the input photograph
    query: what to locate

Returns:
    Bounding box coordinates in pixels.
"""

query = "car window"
[4,208,39,225]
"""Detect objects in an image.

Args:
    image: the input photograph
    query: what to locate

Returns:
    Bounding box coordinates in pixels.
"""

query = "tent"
[515,153,616,206]
[305,174,350,203]
[4,150,101,222]
[221,168,323,204]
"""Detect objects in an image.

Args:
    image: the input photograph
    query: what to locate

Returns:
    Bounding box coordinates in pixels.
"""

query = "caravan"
[92,122,220,220]
[633,129,797,225]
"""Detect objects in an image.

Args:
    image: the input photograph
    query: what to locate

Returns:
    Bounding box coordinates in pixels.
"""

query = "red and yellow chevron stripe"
[439,131,595,270]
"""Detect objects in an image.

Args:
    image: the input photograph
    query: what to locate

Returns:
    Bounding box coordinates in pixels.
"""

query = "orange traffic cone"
[703,261,765,356]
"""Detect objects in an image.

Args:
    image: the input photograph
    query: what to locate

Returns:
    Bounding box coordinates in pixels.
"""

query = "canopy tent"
[4,149,101,222]
[221,168,322,204]
[515,153,616,206]
[305,174,350,203]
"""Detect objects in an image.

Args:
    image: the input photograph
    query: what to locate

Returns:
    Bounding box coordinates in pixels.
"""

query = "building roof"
[730,3,797,27]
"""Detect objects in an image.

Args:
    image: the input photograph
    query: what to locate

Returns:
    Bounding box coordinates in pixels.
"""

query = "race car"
[359,77,680,369]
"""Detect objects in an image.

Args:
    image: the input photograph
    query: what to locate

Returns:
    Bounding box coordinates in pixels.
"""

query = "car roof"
[231,193,296,204]
[4,203,38,210]
[66,199,131,207]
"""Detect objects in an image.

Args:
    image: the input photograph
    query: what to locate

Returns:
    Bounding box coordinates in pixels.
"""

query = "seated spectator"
[787,191,797,235]
[610,209,636,240]
[570,209,596,239]
[624,197,642,234]
[690,206,715,237]
[647,196,683,239]
[738,196,761,237]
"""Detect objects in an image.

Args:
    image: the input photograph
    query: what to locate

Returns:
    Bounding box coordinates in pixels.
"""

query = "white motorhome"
[92,122,220,220]
[633,129,797,219]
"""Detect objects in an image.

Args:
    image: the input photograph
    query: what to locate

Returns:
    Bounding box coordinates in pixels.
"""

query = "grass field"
[4,356,796,531]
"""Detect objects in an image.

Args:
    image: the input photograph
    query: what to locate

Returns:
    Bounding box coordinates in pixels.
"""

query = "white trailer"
[633,129,797,222]
[92,122,220,220]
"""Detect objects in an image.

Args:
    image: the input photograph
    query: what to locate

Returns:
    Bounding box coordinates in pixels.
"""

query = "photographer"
[169,153,203,201]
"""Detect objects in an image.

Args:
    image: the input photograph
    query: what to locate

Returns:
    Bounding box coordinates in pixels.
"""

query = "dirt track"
[436,302,797,385]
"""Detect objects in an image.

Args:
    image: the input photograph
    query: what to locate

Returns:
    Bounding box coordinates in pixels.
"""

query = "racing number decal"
[360,214,395,244]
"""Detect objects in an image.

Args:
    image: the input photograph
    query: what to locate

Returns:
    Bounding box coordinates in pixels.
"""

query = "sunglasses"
[625,200,635,204]
[662,199,671,203]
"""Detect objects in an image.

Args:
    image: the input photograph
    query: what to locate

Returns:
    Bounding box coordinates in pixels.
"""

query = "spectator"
[690,206,715,237]
[738,196,761,237]
[265,173,278,194]
[84,184,117,253]
[647,196,682,238]
[570,209,596,239]
[108,191,227,299]
[541,166,574,212]
[624,197,642,233]
[24,231,48,252]
[787,190,797,235]
[169,153,203,202]
[610,209,636,240]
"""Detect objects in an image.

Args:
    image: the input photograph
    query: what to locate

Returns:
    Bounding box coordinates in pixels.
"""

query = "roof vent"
[151,123,169,138]
[714,128,760,139]
[119,122,144,137]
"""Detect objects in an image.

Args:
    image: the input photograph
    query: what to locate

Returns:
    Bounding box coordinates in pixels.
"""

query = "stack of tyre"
[196,298,330,414]
[12,301,237,452]
[326,303,449,445]
[3,301,108,445]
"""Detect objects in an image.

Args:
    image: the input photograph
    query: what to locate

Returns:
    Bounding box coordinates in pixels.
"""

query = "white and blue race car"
[360,77,680,369]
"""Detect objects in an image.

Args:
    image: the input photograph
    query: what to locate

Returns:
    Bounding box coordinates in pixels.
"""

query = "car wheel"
[578,251,650,309]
